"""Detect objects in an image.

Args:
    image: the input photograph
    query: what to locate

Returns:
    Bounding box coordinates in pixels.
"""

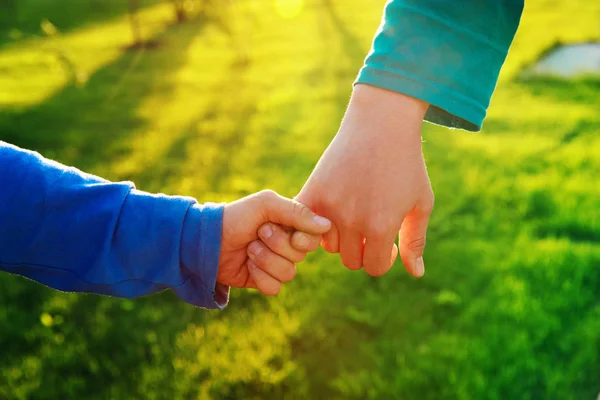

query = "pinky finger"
[248,259,282,296]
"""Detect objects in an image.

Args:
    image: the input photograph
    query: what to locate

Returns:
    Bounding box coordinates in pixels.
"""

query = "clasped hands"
[218,85,435,295]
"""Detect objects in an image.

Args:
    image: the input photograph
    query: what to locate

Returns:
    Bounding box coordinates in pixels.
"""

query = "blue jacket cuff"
[177,202,229,309]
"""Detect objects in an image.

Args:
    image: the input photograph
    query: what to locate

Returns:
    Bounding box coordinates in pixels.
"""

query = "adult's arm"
[295,1,524,276]
[357,0,524,131]
[0,142,228,308]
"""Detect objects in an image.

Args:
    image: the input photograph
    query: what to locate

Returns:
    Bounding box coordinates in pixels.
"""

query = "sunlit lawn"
[1,0,599,399]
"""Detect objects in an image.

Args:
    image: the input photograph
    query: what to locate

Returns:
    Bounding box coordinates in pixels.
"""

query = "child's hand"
[219,190,331,295]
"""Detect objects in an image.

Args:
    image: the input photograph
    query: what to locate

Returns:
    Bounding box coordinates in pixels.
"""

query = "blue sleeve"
[0,141,229,309]
[356,0,524,131]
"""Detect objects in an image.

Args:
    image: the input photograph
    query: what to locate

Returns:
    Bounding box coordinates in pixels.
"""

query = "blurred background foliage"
[0,0,599,399]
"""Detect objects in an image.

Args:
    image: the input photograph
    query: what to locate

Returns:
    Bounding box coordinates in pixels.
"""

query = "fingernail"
[248,242,262,257]
[415,257,425,277]
[248,259,257,270]
[313,215,331,227]
[295,233,310,249]
[259,224,273,239]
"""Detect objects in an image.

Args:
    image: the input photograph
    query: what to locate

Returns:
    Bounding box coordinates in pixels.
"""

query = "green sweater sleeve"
[356,0,524,131]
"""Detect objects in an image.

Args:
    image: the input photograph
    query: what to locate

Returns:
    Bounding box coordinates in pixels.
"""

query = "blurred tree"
[0,0,16,26]
[128,0,142,47]
[170,0,187,22]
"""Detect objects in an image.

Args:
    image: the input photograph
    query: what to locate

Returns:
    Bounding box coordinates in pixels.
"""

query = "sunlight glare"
[275,0,303,19]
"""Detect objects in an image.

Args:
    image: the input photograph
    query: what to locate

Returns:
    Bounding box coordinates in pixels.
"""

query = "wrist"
[340,84,426,151]
[351,84,429,131]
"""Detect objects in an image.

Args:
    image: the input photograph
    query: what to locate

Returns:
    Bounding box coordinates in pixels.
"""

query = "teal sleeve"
[356,0,524,131]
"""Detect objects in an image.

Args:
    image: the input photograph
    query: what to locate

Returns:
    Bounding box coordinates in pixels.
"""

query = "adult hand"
[294,84,434,277]
[218,190,329,295]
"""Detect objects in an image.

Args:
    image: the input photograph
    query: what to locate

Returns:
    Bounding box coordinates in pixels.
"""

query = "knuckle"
[301,205,314,220]
[261,189,277,198]
[292,201,305,218]
[364,220,392,239]
[406,236,427,252]
[258,189,278,203]
[338,215,358,232]
[418,191,435,214]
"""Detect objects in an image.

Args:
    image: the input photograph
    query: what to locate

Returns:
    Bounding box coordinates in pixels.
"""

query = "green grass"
[1,0,599,399]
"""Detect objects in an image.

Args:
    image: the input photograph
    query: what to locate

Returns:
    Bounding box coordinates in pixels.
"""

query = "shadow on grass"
[0,18,208,171]
[131,46,256,194]
[0,0,163,49]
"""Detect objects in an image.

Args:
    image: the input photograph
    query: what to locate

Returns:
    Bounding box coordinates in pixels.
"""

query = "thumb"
[399,202,433,278]
[259,190,331,234]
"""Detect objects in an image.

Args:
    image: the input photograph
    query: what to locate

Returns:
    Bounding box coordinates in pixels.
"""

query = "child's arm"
[0,142,330,308]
